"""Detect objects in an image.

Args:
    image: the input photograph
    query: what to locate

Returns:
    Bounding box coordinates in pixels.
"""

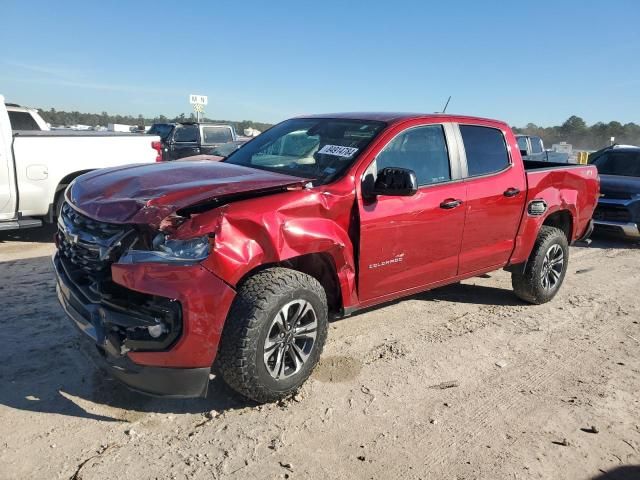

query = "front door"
[358,123,467,302]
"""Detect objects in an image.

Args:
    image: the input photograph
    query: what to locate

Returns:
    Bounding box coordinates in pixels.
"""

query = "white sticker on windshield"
[318,144,359,157]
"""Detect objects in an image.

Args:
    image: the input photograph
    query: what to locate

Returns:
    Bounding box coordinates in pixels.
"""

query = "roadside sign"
[189,94,208,106]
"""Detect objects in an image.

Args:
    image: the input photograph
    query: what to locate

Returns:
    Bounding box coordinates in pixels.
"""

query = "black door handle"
[504,188,520,197]
[440,199,463,209]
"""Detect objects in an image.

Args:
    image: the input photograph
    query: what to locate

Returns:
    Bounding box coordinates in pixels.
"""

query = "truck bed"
[13,130,145,137]
[523,159,581,170]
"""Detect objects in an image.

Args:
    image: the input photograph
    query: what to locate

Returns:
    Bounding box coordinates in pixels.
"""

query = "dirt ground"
[1,226,639,480]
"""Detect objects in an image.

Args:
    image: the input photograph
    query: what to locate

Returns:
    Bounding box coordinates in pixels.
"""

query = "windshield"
[593,151,640,177]
[148,123,174,141]
[224,118,386,185]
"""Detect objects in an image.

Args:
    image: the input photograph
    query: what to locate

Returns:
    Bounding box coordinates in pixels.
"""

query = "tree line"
[35,108,640,150]
[513,116,640,150]
[37,108,274,135]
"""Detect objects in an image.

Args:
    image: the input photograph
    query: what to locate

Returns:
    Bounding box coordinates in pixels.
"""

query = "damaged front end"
[54,201,211,397]
[56,202,183,353]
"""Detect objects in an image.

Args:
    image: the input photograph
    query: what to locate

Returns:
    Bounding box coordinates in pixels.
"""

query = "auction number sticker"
[318,145,359,157]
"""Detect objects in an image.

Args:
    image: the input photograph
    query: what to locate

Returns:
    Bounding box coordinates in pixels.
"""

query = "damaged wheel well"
[238,253,343,316]
[543,210,573,240]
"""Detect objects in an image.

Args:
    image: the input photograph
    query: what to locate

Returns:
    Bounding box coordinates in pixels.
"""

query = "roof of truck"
[297,112,507,126]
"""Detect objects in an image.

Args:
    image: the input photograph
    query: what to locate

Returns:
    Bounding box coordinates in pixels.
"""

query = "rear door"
[456,124,527,274]
[169,124,200,160]
[357,122,467,302]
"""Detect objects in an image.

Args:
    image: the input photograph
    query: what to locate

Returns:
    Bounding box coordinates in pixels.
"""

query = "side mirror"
[364,167,418,198]
[519,149,528,157]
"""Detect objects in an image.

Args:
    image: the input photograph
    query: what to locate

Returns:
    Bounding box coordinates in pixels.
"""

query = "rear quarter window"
[530,136,543,154]
[202,126,233,144]
[8,111,41,130]
[460,125,510,177]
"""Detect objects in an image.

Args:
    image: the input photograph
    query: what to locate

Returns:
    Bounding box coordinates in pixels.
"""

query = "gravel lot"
[1,226,639,480]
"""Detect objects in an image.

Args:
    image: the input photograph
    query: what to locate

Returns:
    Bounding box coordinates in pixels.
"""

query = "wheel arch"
[236,252,343,316]
[47,169,94,221]
[507,206,576,272]
[542,209,573,241]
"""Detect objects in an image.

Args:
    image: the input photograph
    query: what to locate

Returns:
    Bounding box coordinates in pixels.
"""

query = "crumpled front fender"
[180,188,360,309]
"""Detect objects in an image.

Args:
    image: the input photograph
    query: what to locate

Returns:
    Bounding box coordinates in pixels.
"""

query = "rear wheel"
[512,226,569,304]
[217,268,328,403]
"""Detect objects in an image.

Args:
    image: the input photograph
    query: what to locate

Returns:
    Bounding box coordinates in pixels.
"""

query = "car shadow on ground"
[416,280,525,306]
[0,254,255,423]
[0,223,57,244]
[589,466,640,480]
[574,231,640,250]
[345,278,526,323]
[0,252,531,422]
[1,230,636,423]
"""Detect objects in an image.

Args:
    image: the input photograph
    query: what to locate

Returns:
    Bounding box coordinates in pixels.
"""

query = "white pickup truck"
[0,96,162,231]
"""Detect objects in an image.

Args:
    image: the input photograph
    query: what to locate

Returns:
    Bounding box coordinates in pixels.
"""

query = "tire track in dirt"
[407,253,640,475]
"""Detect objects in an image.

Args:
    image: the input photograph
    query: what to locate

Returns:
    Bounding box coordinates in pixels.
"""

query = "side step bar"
[0,218,43,231]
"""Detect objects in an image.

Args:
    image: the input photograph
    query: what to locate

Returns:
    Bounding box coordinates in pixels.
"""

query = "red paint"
[66,160,308,227]
[64,113,599,370]
[111,263,235,368]
[458,124,527,274]
[151,141,163,162]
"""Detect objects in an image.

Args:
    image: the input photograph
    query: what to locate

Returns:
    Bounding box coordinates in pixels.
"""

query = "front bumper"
[53,253,236,397]
[593,219,640,238]
[593,197,640,239]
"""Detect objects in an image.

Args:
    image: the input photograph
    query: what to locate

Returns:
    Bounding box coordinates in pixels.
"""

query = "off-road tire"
[512,226,569,304]
[217,268,328,403]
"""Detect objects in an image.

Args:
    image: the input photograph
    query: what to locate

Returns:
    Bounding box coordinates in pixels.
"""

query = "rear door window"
[173,125,199,143]
[8,111,41,130]
[460,125,510,177]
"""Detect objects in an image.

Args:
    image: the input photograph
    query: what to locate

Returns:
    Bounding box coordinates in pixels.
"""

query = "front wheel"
[512,226,569,304]
[217,268,328,403]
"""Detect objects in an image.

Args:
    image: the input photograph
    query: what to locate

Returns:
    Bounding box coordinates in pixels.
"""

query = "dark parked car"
[589,145,640,239]
[147,122,237,161]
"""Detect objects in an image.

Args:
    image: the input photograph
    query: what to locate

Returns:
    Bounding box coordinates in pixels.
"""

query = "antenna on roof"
[441,96,452,114]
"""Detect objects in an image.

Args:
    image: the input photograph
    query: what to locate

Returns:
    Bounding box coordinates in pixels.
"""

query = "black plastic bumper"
[53,254,210,398]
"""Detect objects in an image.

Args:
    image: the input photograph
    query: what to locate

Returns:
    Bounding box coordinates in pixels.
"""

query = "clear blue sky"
[1,0,638,126]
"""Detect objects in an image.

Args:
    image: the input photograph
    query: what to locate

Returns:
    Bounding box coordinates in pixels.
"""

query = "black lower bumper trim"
[93,346,210,398]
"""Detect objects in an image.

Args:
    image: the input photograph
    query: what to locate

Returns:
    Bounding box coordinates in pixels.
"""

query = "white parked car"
[0,96,162,231]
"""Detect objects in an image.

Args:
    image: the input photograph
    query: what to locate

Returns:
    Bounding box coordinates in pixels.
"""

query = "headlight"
[119,234,210,265]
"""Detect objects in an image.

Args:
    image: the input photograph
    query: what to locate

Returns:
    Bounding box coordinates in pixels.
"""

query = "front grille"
[593,205,631,223]
[56,202,183,352]
[57,202,134,281]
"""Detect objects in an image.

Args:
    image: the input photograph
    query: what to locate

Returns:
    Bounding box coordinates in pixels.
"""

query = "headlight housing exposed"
[119,234,211,265]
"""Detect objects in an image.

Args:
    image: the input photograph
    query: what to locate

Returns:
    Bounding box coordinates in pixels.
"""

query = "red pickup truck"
[54,113,599,402]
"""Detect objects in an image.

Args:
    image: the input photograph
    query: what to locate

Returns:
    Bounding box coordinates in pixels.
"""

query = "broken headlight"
[119,234,210,265]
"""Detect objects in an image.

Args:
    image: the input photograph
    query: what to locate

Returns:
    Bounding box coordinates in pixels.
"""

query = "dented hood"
[67,160,308,225]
